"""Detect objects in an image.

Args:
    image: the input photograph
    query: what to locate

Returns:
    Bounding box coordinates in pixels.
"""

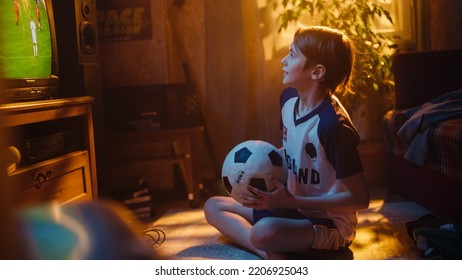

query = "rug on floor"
[148,198,432,260]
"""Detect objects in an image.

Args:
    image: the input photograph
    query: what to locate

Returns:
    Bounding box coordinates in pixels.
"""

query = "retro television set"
[0,0,59,102]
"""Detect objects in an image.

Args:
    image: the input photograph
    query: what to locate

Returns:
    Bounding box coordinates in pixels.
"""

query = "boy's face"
[281,43,312,89]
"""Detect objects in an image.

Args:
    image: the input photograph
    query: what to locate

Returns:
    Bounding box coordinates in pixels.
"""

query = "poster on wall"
[96,0,152,43]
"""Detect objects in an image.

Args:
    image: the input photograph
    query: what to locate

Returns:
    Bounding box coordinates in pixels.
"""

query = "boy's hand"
[240,175,292,210]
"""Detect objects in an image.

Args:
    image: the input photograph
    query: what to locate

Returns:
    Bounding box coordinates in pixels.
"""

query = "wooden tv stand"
[1,97,98,207]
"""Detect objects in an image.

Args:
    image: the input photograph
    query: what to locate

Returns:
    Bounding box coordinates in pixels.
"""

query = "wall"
[430,0,462,50]
[97,0,205,93]
[99,0,166,86]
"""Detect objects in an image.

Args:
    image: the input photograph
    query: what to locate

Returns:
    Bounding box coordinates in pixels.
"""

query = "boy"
[204,26,369,259]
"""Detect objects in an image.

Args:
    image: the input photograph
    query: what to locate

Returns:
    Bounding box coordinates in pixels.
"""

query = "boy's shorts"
[253,208,351,250]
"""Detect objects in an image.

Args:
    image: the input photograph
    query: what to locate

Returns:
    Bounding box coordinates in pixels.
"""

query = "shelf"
[0,96,95,127]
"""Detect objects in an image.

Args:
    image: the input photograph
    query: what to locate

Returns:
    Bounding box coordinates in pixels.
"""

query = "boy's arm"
[242,172,369,213]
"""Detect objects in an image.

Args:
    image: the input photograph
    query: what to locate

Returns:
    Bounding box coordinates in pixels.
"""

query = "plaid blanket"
[384,110,462,183]
[396,90,462,165]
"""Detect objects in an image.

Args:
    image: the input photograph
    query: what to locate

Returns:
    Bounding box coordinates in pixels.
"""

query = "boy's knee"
[203,197,217,218]
[203,196,225,224]
[250,219,275,250]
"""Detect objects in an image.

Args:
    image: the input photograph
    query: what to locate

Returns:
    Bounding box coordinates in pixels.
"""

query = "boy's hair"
[293,26,355,93]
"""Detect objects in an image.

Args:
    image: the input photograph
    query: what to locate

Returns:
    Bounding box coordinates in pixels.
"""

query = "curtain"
[204,0,290,166]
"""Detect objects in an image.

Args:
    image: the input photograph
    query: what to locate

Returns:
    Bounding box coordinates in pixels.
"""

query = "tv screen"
[0,0,58,102]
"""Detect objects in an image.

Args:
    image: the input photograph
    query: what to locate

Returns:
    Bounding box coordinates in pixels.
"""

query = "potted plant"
[268,0,398,186]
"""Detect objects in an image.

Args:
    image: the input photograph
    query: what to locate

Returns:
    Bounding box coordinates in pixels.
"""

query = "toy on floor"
[406,214,462,259]
[16,201,161,259]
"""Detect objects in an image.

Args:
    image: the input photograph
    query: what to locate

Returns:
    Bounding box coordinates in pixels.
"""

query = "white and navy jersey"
[280,87,363,241]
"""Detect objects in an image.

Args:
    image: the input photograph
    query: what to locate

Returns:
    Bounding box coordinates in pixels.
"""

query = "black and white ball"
[221,140,287,204]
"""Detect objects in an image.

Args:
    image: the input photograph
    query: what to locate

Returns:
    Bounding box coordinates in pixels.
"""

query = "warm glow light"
[261,0,414,62]
[350,197,406,259]
[260,3,299,62]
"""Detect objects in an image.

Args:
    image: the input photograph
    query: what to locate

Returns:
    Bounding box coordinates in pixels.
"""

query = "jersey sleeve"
[322,121,364,179]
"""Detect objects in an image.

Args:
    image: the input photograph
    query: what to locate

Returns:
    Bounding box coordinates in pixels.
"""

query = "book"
[132,187,150,198]
[130,206,152,214]
[123,194,152,205]
[111,176,149,200]
[135,211,152,220]
[124,199,154,220]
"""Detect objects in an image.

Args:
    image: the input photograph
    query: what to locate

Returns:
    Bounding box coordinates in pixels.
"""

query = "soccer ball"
[221,140,287,204]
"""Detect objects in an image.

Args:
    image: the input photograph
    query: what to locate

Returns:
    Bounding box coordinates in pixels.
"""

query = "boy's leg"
[250,217,314,254]
[204,196,267,259]
[251,216,349,259]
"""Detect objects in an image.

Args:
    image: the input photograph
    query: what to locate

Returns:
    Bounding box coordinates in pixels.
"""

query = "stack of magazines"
[111,176,154,221]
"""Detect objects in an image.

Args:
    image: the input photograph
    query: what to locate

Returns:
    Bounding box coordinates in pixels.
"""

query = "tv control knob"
[6,146,21,175]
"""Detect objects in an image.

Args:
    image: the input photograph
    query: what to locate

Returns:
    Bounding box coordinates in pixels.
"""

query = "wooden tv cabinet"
[1,97,98,207]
